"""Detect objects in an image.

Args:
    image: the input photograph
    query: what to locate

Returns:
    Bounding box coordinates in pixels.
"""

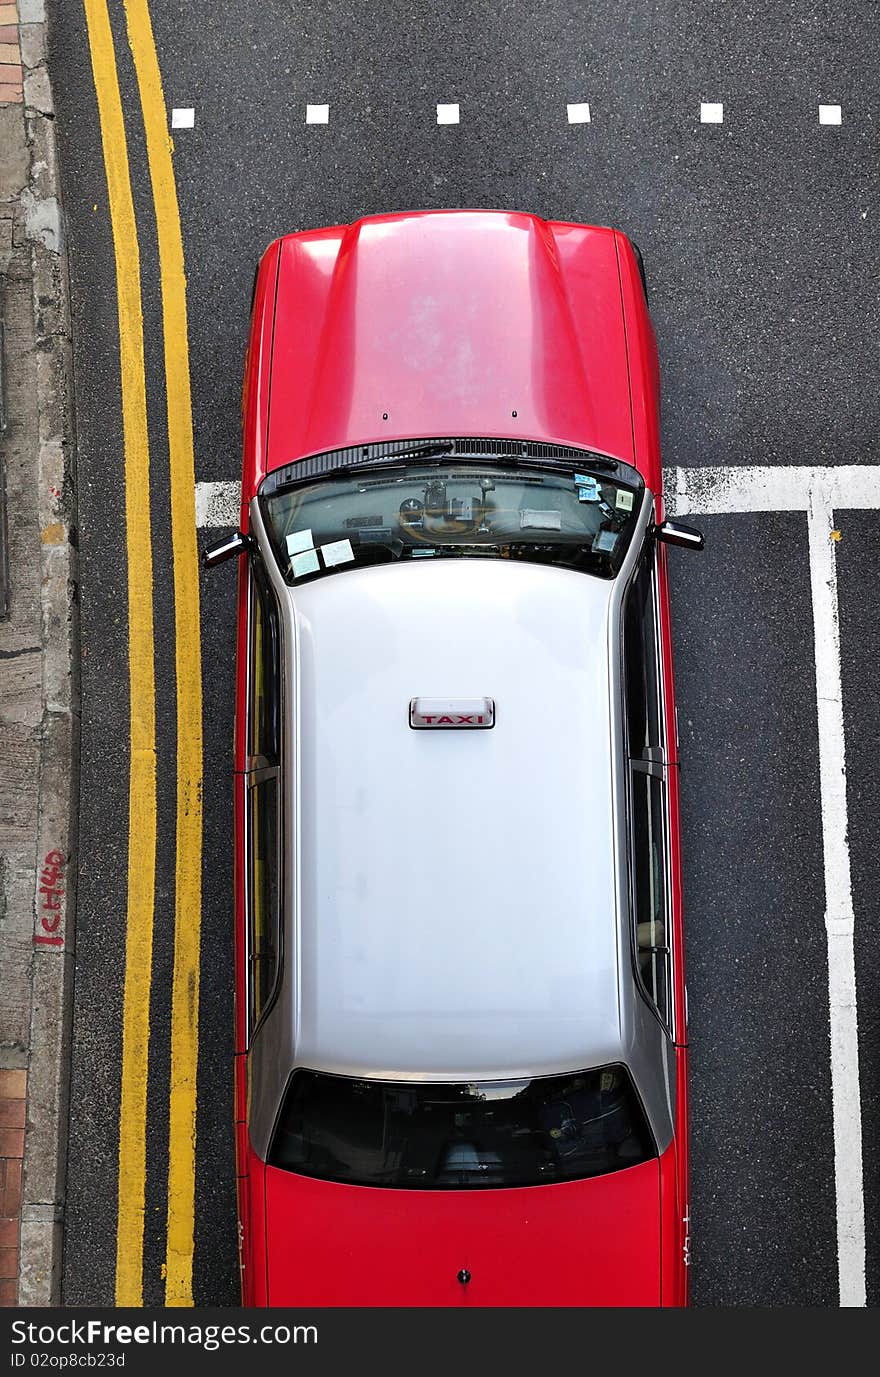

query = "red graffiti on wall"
[34,849,66,947]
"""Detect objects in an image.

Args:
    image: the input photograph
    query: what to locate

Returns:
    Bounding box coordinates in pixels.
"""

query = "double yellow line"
[83,0,203,1307]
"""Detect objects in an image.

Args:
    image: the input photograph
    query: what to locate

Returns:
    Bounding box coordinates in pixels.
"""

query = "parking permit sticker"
[520,509,562,530]
[291,549,320,578]
[577,477,601,502]
[320,538,355,567]
[615,489,634,512]
[286,528,314,556]
[592,529,619,553]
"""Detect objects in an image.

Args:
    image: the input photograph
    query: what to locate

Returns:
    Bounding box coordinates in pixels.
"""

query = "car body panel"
[263,1158,661,1307]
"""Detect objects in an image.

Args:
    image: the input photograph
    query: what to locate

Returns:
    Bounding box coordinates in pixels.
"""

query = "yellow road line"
[82,0,157,1309]
[123,0,204,1308]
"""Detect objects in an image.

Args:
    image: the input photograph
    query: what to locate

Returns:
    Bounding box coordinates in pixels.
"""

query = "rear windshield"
[268,1066,655,1189]
[260,462,642,586]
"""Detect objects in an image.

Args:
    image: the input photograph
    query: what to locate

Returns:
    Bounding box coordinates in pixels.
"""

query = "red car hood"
[267,210,635,470]
[264,1159,660,1306]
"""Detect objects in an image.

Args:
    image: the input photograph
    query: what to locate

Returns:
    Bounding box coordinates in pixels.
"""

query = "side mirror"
[653,520,704,552]
[202,530,252,568]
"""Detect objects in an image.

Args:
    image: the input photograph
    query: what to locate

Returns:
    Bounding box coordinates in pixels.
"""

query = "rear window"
[269,1066,655,1189]
[260,462,642,585]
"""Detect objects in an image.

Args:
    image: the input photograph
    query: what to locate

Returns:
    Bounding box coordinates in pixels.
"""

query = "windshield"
[268,1066,655,1189]
[259,461,643,585]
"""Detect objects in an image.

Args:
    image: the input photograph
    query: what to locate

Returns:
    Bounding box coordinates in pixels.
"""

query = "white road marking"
[700,101,723,124]
[436,103,460,125]
[806,478,865,1309]
[567,102,591,124]
[195,462,872,1307]
[670,463,868,1310]
[195,480,239,529]
[819,103,842,125]
[170,108,194,129]
[671,464,880,514]
[305,103,329,124]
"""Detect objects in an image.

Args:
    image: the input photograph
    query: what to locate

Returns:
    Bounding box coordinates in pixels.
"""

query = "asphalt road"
[50,0,880,1306]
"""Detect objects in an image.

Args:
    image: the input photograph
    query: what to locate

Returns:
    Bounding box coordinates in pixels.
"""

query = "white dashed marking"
[700,102,724,123]
[567,102,591,124]
[819,103,842,125]
[306,103,330,125]
[436,103,460,125]
[170,108,194,129]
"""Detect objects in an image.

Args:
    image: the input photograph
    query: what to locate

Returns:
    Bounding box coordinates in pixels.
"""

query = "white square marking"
[306,103,330,124]
[567,102,591,124]
[700,102,723,124]
[170,108,194,129]
[436,103,460,124]
[819,103,842,125]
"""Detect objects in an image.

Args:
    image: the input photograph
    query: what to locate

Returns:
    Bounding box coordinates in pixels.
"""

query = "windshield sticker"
[320,538,355,567]
[286,528,314,556]
[615,489,634,512]
[291,549,320,578]
[577,477,601,503]
[520,509,562,531]
[592,529,619,553]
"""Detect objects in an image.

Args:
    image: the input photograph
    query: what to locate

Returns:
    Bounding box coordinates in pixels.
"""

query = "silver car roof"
[247,493,677,1156]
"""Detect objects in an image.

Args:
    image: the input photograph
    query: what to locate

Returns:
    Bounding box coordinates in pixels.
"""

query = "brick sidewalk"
[0,0,77,1309]
[0,1069,26,1303]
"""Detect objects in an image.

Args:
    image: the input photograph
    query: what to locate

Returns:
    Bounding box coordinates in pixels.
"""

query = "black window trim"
[244,552,285,1043]
[621,536,676,1039]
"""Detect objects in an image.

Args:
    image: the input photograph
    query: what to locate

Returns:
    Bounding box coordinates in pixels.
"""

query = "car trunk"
[264,1157,661,1306]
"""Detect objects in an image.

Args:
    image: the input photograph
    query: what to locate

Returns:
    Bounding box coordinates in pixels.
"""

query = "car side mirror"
[653,520,704,552]
[202,530,252,568]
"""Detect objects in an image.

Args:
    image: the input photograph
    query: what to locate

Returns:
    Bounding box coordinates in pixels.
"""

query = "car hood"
[264,1158,661,1306]
[267,210,634,469]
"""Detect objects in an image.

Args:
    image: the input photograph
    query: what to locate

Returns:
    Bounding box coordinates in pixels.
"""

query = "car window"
[248,559,280,766]
[246,558,282,1035]
[623,551,662,759]
[259,461,643,585]
[268,1066,656,1189]
[249,772,279,1030]
[630,768,671,1028]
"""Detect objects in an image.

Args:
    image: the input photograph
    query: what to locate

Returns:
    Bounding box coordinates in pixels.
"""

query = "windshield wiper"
[335,442,456,474]
[498,452,619,476]
[335,445,619,479]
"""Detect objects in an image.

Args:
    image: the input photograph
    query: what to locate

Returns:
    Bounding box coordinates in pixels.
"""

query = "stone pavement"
[0,0,77,1308]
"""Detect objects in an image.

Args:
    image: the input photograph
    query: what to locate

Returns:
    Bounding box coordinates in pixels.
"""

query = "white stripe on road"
[195,480,238,529]
[806,476,865,1307]
[305,103,329,124]
[567,102,591,124]
[671,464,880,514]
[195,462,871,1306]
[700,102,724,123]
[170,108,194,129]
